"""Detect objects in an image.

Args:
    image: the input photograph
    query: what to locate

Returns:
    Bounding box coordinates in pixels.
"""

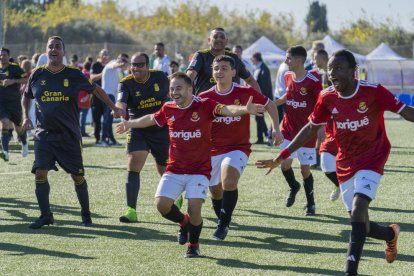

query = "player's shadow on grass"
[0,242,95,259]
[84,165,125,170]
[371,206,414,214]
[205,256,342,274]
[389,149,414,156]
[0,197,109,222]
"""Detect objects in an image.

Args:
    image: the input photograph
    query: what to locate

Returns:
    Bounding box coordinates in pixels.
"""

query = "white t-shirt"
[274,62,289,99]
[102,60,123,96]
[153,55,170,74]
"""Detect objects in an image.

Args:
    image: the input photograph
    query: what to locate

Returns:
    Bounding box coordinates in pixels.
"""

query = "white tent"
[365,43,406,61]
[321,35,366,64]
[242,36,286,68]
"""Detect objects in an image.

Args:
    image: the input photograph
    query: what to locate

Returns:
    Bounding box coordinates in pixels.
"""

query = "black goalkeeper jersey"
[187,49,251,95]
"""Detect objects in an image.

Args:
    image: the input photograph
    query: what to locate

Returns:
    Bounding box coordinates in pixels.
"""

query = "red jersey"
[282,71,322,147]
[198,83,269,156]
[309,80,406,183]
[319,119,338,156]
[153,96,220,178]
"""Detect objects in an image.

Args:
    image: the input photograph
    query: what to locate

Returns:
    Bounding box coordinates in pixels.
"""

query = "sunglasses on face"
[131,62,147,68]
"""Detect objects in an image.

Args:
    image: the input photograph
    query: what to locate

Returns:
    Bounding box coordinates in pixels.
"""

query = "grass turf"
[0,119,413,275]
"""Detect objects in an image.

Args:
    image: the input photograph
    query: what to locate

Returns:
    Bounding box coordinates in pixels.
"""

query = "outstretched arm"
[265,101,283,146]
[220,96,266,117]
[256,122,321,174]
[400,105,414,122]
[92,85,124,118]
[116,114,156,134]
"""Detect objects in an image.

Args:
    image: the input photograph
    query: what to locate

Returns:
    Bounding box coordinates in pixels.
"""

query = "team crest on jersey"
[154,83,160,92]
[300,87,307,96]
[135,91,141,97]
[191,112,200,122]
[234,99,241,105]
[63,79,69,87]
[41,80,46,85]
[357,102,368,113]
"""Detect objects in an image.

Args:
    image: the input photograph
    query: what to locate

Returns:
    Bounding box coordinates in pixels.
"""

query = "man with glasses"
[101,53,129,146]
[114,52,170,223]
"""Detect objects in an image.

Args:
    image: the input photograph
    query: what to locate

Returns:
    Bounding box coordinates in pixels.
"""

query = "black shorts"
[127,126,169,166]
[0,101,22,126]
[32,139,85,176]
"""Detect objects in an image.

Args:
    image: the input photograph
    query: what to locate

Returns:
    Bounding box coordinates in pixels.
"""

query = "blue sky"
[85,0,414,32]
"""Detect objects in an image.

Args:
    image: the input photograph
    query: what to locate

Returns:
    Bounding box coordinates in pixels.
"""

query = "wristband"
[279,148,291,159]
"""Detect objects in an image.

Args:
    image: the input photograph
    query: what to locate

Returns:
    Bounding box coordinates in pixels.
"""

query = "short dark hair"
[0,47,10,56]
[169,60,179,67]
[71,54,78,62]
[83,62,91,71]
[210,27,227,37]
[316,49,329,60]
[131,52,148,64]
[47,36,65,50]
[332,50,357,70]
[252,52,263,62]
[287,45,307,62]
[155,42,164,48]
[169,72,192,86]
[213,55,236,69]
[234,45,243,51]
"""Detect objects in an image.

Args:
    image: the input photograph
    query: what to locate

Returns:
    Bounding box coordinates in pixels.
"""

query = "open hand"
[246,96,266,116]
[255,157,282,175]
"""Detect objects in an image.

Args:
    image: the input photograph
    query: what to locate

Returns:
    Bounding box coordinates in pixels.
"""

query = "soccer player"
[187,27,261,95]
[115,52,170,223]
[116,72,265,258]
[22,36,124,229]
[256,50,414,276]
[198,55,283,240]
[275,46,323,215]
[0,47,29,162]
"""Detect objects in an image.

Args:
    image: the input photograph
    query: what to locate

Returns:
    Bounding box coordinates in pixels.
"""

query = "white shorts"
[279,139,317,166]
[340,170,382,212]
[155,173,209,200]
[321,152,336,173]
[209,150,249,186]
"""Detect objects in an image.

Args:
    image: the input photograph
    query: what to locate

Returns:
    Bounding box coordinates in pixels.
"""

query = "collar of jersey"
[45,65,66,74]
[134,72,150,84]
[0,63,10,70]
[176,95,195,110]
[338,80,360,99]
[292,71,308,83]
[214,83,234,96]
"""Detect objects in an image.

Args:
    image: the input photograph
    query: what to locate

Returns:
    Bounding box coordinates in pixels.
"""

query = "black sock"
[367,221,395,241]
[219,189,238,227]
[126,171,140,209]
[316,152,321,166]
[162,204,184,223]
[211,198,222,219]
[189,221,203,244]
[325,172,339,186]
[19,130,27,145]
[345,222,366,275]
[1,130,10,152]
[75,179,90,217]
[303,174,315,206]
[282,168,300,189]
[35,180,51,216]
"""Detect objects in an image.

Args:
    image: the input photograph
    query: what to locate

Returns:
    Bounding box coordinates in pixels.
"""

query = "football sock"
[162,204,184,223]
[303,174,315,206]
[189,221,203,244]
[282,167,299,188]
[19,130,27,145]
[325,172,339,186]
[219,189,238,227]
[211,198,222,219]
[1,129,10,152]
[367,221,395,241]
[75,179,90,216]
[126,171,140,209]
[35,180,51,216]
[345,222,366,275]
